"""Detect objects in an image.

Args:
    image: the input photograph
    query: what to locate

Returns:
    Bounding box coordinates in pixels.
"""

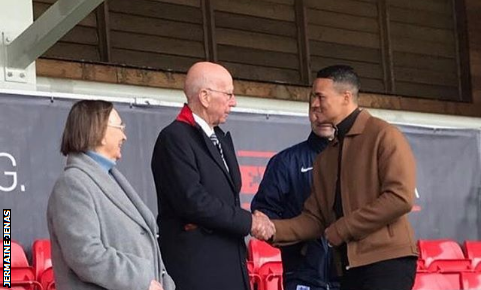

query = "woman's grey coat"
[47,153,175,290]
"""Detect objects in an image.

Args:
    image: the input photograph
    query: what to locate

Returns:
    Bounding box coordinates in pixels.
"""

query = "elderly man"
[259,65,418,290]
[151,62,273,290]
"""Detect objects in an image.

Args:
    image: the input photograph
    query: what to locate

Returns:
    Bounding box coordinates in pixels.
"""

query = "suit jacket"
[151,105,252,290]
[47,153,175,290]
[273,110,417,269]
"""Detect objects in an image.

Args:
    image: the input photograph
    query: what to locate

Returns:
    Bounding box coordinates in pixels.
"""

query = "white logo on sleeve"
[300,166,313,173]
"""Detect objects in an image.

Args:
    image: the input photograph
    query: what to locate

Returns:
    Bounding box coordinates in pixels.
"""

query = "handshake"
[250,210,276,241]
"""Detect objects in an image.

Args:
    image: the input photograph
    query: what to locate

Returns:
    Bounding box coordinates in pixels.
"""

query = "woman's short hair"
[60,100,113,156]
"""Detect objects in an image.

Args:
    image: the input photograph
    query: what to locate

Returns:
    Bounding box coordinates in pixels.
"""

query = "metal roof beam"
[6,0,104,71]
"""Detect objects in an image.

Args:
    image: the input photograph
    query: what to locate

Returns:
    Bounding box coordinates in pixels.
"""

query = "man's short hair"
[60,100,113,156]
[316,65,360,96]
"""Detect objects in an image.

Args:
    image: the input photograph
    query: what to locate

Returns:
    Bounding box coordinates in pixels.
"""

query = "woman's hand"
[149,280,164,290]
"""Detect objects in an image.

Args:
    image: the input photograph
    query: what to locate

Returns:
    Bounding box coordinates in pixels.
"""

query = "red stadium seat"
[464,241,481,272]
[257,261,283,290]
[32,240,55,290]
[39,268,55,290]
[32,240,52,279]
[1,241,42,290]
[247,261,261,290]
[460,272,481,290]
[417,259,427,272]
[412,273,461,290]
[11,241,29,267]
[248,239,281,273]
[418,239,472,272]
[11,267,42,290]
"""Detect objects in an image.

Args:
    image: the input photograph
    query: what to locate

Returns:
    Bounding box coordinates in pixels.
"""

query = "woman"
[47,100,175,290]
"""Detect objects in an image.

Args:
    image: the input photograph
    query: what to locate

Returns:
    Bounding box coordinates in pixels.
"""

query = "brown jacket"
[273,109,418,269]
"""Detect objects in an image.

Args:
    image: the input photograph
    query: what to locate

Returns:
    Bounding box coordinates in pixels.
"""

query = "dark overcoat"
[151,105,252,290]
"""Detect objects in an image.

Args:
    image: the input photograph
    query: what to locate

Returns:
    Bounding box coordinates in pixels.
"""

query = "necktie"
[210,133,229,172]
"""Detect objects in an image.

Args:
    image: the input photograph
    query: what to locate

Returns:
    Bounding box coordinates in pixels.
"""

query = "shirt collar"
[86,150,116,173]
[337,108,361,140]
[192,113,215,137]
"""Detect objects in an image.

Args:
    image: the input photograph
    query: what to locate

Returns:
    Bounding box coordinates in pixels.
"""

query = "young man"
[266,65,418,290]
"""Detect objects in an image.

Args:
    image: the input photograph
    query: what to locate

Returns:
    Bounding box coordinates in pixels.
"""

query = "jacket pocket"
[356,226,392,254]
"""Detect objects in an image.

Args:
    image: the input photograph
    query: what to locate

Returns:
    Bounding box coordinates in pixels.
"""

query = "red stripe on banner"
[237,150,276,158]
[240,165,266,194]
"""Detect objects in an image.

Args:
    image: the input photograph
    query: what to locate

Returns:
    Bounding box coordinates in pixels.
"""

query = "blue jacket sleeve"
[251,154,290,219]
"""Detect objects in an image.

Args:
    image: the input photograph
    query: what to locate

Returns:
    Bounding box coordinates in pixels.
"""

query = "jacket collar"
[66,153,154,233]
[347,109,371,136]
[176,104,241,192]
[204,127,240,191]
[307,131,330,154]
[332,109,372,145]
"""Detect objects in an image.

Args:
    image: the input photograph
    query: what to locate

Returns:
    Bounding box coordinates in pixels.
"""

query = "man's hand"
[149,280,164,290]
[325,225,343,247]
[251,210,276,241]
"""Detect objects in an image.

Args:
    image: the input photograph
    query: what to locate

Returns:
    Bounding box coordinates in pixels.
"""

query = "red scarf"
[176,104,196,127]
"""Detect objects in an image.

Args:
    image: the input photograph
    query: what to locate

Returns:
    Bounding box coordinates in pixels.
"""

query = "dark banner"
[400,125,481,242]
[0,93,479,253]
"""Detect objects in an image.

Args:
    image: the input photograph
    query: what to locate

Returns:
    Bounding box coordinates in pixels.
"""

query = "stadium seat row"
[417,240,481,273]
[248,239,481,290]
[413,272,481,290]
[6,238,481,290]
[1,240,55,290]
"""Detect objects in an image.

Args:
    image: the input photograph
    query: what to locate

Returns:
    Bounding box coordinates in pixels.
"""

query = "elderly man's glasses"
[108,123,126,132]
[206,88,235,100]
